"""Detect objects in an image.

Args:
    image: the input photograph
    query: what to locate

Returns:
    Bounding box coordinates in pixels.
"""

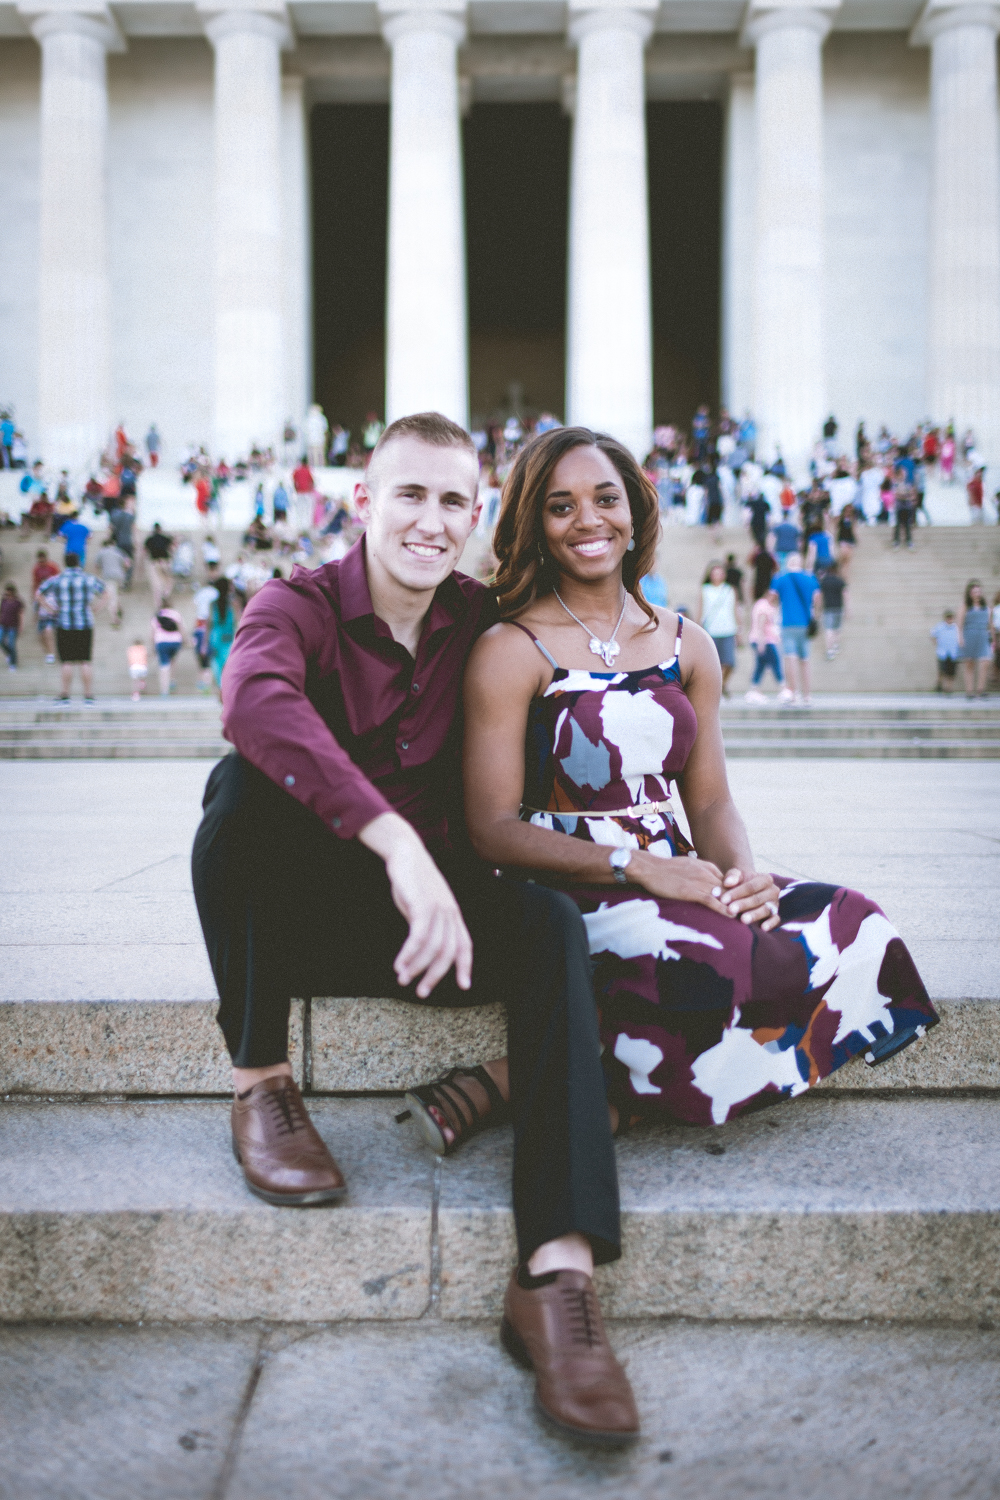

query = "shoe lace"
[561,1283,601,1349]
[264,1085,307,1137]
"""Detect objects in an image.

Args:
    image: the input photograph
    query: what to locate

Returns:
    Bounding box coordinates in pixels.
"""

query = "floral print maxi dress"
[514,618,938,1125]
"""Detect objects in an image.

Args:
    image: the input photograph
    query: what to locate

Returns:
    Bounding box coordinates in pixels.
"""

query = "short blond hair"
[368,411,476,486]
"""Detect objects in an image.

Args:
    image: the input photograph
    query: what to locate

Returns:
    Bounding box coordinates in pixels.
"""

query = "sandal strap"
[410,1065,505,1142]
[410,1072,481,1136]
[460,1064,506,1116]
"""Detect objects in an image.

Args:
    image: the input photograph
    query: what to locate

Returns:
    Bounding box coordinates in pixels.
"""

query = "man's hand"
[358,812,473,998]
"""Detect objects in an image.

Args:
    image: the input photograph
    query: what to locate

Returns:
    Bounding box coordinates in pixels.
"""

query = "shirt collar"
[339,534,464,636]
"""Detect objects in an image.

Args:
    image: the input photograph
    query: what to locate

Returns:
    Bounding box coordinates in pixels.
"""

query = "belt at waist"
[521,796,674,820]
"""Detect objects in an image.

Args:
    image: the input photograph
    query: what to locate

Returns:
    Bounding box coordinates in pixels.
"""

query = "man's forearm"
[357,810,424,863]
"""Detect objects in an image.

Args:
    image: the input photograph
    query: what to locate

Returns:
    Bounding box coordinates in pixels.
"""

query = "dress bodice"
[515,617,698,857]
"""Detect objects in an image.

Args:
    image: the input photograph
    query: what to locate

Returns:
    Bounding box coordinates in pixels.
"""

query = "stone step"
[2,1094,998,1324]
[0,741,228,759]
[720,739,1000,758]
[0,706,223,723]
[2,696,996,724]
[719,701,1000,721]
[722,723,1000,740]
[2,996,995,1098]
[0,725,226,741]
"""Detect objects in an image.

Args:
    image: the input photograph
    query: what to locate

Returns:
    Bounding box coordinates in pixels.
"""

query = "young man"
[35,552,105,702]
[771,553,820,706]
[191,413,639,1447]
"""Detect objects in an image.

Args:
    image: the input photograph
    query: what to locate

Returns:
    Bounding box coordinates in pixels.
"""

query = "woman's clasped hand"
[624,853,782,930]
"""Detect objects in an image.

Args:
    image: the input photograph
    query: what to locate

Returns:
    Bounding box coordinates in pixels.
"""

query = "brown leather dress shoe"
[501,1269,640,1447]
[231,1075,347,1206]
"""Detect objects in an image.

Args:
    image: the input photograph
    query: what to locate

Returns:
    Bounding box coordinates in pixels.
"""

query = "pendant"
[589,637,621,668]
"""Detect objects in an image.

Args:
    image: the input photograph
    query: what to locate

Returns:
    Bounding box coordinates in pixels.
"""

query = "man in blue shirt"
[56,515,90,565]
[771,555,820,705]
[771,517,799,571]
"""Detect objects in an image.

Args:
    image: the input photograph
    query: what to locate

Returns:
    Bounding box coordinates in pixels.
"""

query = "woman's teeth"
[572,538,611,554]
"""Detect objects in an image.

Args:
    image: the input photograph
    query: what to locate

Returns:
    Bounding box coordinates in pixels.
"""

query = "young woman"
[959,579,991,698]
[835,502,857,582]
[407,427,937,1152]
[150,603,184,697]
[208,576,236,696]
[696,561,740,696]
[745,587,785,702]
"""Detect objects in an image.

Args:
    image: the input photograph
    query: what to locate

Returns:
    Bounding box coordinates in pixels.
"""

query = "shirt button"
[331,816,341,829]
[412,683,419,693]
[284,774,295,787]
[401,741,409,751]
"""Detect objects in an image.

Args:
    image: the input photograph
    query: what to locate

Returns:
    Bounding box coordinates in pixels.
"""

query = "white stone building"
[1,0,999,476]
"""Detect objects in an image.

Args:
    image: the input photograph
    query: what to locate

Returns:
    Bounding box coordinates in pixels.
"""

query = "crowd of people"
[641,408,999,530]
[1,403,996,701]
[0,525,247,700]
[680,468,998,706]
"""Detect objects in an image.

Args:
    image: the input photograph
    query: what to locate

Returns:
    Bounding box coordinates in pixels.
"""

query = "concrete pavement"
[1,1320,998,1499]
[1,757,996,1006]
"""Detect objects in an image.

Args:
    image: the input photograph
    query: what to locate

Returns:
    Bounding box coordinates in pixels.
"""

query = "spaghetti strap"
[674,615,684,657]
[508,620,560,671]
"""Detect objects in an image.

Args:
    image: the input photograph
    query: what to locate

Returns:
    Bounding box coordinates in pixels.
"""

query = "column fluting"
[746,3,833,478]
[380,2,468,426]
[26,8,119,474]
[923,2,1000,464]
[565,0,655,459]
[201,5,289,461]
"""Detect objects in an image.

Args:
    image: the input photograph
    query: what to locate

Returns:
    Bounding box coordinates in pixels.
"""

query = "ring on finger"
[765,901,779,918]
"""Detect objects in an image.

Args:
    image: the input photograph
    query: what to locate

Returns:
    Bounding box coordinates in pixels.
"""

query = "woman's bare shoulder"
[678,615,724,681]
[468,620,550,691]
[467,621,551,708]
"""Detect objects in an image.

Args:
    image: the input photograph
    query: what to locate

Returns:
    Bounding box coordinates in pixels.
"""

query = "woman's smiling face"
[541,446,632,584]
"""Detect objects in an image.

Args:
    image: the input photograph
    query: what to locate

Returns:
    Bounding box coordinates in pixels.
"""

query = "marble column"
[200,3,289,461]
[566,0,655,459]
[379,1,468,426]
[281,74,311,435]
[919,2,1000,463]
[744,1,836,478]
[22,5,121,474]
[721,72,756,424]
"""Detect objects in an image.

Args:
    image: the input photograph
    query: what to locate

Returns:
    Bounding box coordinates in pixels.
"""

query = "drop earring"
[626,535,636,552]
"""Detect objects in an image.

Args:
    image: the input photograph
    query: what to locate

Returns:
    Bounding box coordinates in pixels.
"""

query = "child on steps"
[127,640,147,701]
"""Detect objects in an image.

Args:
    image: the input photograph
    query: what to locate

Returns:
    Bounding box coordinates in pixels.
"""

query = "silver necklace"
[554,589,628,668]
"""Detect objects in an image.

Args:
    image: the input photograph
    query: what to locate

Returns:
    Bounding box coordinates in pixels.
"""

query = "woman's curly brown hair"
[493,426,661,624]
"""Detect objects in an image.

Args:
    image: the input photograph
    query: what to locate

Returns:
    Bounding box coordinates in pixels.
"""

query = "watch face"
[609,849,631,869]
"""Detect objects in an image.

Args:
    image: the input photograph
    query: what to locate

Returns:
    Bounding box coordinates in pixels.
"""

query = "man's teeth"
[407,544,444,556]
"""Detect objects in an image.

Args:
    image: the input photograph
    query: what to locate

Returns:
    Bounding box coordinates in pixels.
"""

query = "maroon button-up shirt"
[221,537,498,850]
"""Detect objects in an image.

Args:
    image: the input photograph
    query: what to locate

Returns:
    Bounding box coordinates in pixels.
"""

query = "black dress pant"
[191,753,621,1267]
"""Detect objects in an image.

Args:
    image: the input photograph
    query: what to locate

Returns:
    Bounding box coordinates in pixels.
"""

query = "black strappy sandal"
[403,1065,512,1157]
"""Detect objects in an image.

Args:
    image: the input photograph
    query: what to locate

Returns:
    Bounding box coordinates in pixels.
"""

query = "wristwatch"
[608,849,633,884]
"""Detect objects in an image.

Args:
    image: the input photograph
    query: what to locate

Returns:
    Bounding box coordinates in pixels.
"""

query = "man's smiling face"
[355,434,481,596]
